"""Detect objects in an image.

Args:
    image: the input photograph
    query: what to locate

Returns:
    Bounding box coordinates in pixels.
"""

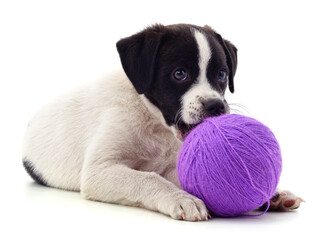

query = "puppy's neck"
[139,94,181,141]
[140,94,169,127]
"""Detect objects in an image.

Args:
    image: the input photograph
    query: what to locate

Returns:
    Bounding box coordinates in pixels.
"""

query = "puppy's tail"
[22,157,48,186]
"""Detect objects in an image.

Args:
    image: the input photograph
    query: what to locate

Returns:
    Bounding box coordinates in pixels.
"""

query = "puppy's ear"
[116,24,165,94]
[216,34,238,93]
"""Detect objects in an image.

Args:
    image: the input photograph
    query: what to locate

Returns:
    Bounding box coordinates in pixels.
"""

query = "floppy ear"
[116,24,165,94]
[216,34,238,93]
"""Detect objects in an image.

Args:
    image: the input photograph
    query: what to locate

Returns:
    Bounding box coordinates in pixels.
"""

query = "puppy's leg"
[260,189,304,211]
[81,163,209,221]
[80,136,209,221]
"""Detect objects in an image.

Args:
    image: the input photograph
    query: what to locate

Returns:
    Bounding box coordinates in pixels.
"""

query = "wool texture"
[177,114,282,217]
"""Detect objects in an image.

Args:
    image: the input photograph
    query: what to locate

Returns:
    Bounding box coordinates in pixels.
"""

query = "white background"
[0,0,316,239]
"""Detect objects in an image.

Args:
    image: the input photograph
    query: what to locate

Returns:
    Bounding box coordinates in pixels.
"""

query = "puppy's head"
[117,24,237,139]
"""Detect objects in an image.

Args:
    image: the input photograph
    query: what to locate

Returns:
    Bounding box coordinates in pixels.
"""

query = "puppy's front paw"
[267,189,304,211]
[162,191,209,221]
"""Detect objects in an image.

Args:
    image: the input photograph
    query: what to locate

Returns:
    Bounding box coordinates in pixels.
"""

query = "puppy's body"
[23,71,181,191]
[23,24,302,221]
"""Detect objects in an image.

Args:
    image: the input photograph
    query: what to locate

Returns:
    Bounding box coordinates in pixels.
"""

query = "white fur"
[195,29,211,84]
[181,30,222,125]
[22,70,209,221]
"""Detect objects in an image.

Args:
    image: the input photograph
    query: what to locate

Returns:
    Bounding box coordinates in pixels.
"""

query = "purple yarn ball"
[177,114,282,217]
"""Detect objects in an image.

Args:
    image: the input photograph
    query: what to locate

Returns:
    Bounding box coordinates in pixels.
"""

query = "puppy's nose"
[201,99,226,116]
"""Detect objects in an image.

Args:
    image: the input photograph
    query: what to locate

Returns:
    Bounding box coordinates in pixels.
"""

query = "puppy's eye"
[217,70,227,82]
[173,68,188,81]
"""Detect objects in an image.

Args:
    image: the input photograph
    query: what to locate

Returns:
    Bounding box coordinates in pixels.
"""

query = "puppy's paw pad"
[283,199,296,208]
[269,190,304,211]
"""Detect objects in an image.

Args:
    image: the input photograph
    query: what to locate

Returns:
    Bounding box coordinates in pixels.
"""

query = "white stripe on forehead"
[180,29,222,125]
[193,29,211,83]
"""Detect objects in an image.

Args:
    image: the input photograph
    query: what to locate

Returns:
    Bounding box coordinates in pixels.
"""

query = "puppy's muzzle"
[201,98,226,117]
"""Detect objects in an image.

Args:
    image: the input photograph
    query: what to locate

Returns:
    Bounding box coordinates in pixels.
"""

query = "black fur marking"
[258,193,280,211]
[144,25,200,126]
[259,201,269,211]
[23,158,48,186]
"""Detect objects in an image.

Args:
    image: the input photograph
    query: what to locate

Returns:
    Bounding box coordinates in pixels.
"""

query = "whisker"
[229,108,244,115]
[228,103,250,115]
[174,107,183,130]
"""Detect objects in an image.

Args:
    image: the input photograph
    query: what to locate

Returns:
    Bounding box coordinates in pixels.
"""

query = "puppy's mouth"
[176,121,201,140]
[175,112,227,140]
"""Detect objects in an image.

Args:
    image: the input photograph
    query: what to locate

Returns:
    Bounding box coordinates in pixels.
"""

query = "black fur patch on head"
[23,158,48,186]
[145,25,200,125]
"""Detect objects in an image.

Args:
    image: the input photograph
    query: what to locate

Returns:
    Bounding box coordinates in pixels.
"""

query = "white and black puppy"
[23,24,302,221]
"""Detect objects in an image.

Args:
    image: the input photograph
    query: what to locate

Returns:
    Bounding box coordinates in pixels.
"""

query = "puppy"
[22,24,302,221]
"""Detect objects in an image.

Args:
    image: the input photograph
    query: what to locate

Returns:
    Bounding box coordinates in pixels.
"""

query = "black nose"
[201,99,226,116]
